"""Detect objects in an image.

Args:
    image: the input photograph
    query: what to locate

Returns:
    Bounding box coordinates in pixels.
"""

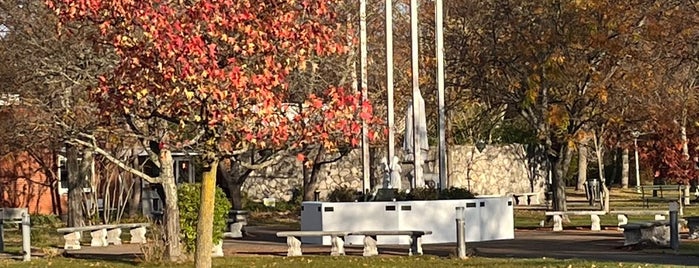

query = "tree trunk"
[128,176,142,217]
[551,143,572,212]
[79,149,94,222]
[576,142,587,191]
[194,158,218,268]
[228,181,244,210]
[159,149,183,262]
[67,145,85,228]
[621,148,629,189]
[303,146,325,201]
[218,161,247,210]
[302,164,319,201]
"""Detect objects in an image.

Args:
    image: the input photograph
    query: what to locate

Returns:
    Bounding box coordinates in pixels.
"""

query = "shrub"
[328,185,357,202]
[405,187,439,200]
[439,187,476,199]
[178,183,232,252]
[29,214,63,228]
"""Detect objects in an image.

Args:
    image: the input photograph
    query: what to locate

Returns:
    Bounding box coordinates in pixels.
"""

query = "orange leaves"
[48,0,353,153]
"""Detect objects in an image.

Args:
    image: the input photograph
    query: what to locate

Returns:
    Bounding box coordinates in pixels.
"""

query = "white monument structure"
[403,90,429,189]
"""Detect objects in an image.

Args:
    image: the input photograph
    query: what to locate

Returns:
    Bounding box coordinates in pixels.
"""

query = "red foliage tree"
[46,0,374,266]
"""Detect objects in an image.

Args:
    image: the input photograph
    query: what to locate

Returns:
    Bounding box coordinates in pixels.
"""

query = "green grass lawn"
[0,256,681,268]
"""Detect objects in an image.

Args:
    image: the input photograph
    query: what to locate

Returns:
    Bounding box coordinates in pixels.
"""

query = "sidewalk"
[224,226,699,266]
[61,226,699,266]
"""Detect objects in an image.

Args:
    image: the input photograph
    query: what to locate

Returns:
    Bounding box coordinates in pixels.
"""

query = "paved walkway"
[226,226,699,266]
[62,225,699,266]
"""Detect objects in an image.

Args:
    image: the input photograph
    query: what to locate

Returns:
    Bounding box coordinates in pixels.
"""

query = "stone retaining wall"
[242,144,547,202]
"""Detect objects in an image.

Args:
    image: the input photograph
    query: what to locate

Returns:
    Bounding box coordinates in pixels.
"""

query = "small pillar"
[590,214,601,231]
[286,236,302,257]
[552,215,563,232]
[107,228,122,245]
[90,229,108,247]
[362,235,379,256]
[129,226,147,244]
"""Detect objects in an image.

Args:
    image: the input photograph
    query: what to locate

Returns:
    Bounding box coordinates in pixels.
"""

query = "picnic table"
[638,185,685,208]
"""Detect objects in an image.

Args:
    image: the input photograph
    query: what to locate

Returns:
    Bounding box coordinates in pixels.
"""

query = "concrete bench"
[349,230,432,257]
[224,210,248,239]
[276,231,350,257]
[545,211,606,231]
[510,192,540,206]
[57,222,149,250]
[619,220,672,246]
[610,210,668,230]
[684,216,699,239]
[0,208,31,261]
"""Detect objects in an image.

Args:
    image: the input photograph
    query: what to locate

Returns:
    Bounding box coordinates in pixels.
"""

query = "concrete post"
[21,211,31,262]
[669,201,680,252]
[455,207,466,259]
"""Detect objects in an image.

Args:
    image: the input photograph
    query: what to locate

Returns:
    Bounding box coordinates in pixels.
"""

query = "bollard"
[455,207,466,259]
[21,212,31,261]
[669,201,679,252]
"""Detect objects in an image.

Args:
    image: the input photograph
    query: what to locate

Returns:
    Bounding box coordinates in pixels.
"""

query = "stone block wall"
[242,144,547,202]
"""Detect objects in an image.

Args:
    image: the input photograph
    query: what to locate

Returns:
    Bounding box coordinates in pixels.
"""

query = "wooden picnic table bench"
[56,222,149,250]
[638,185,685,208]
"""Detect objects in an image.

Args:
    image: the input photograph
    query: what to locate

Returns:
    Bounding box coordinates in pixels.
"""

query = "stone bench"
[56,223,149,250]
[349,230,432,257]
[610,210,668,230]
[224,210,248,239]
[685,216,699,239]
[510,192,540,206]
[545,211,606,231]
[276,231,350,257]
[619,220,672,246]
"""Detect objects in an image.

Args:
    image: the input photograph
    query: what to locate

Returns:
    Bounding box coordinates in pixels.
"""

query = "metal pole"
[669,201,680,252]
[386,0,395,180]
[435,0,447,190]
[455,207,466,259]
[634,137,641,193]
[21,212,30,261]
[360,0,371,194]
[410,0,421,189]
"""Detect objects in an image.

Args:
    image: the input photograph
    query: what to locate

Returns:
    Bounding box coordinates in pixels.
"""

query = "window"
[56,155,93,195]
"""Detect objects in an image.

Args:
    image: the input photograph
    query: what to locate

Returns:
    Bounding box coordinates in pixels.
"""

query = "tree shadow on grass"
[63,252,142,266]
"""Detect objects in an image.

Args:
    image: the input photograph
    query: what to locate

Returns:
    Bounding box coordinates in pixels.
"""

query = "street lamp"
[632,131,641,193]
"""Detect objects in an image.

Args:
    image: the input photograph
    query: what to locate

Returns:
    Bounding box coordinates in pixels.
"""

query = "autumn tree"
[443,0,655,211]
[47,1,373,267]
[0,0,120,224]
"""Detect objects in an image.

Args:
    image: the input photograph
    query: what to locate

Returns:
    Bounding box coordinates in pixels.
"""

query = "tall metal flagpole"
[386,0,395,182]
[435,0,447,189]
[410,0,421,188]
[360,0,371,193]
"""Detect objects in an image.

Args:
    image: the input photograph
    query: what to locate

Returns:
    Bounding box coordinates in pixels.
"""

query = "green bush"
[406,187,439,200]
[29,214,64,228]
[388,187,474,201]
[439,187,476,199]
[178,183,232,252]
[328,185,356,202]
